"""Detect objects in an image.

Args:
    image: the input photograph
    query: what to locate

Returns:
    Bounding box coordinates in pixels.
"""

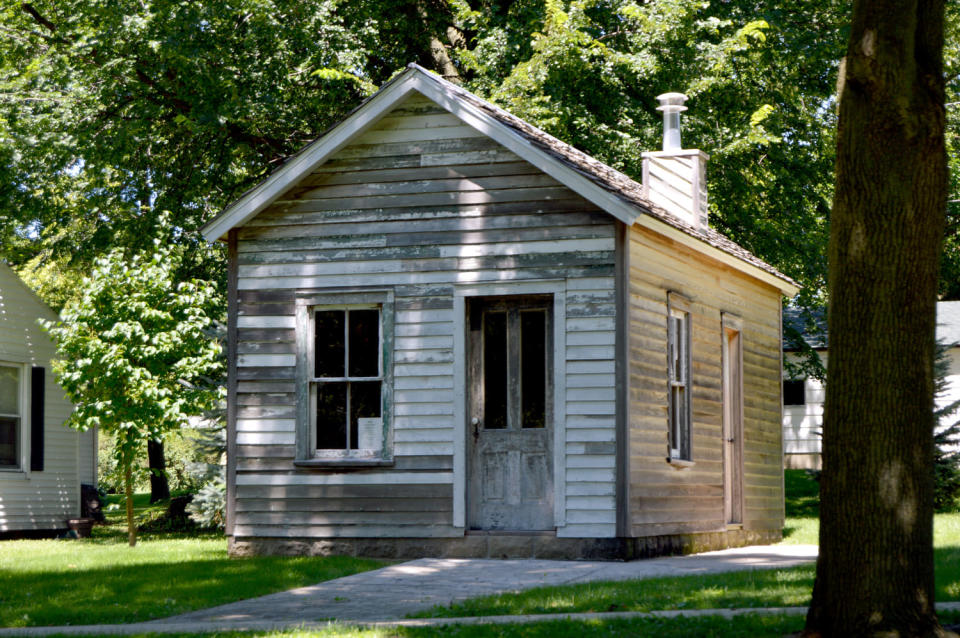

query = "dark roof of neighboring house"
[784,301,960,350]
[783,307,828,351]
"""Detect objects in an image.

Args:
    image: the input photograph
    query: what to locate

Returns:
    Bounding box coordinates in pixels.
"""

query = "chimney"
[641,93,709,230]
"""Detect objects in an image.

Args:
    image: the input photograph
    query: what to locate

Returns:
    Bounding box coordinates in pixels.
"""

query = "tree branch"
[20,3,57,34]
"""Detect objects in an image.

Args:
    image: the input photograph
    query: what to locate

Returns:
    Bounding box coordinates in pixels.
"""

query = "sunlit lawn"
[0,494,385,627]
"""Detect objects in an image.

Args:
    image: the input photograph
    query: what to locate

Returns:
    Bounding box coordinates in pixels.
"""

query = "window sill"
[0,469,28,480]
[666,457,695,470]
[294,458,394,470]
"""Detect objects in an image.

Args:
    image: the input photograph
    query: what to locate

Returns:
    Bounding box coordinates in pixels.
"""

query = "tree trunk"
[124,462,136,547]
[147,439,170,503]
[804,0,948,636]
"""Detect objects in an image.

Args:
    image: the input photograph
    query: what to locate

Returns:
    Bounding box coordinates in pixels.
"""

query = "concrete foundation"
[229,528,782,560]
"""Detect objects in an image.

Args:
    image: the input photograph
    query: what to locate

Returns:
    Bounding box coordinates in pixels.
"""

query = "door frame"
[453,280,567,530]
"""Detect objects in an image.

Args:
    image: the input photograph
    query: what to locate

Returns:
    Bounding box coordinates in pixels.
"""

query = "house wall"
[626,226,784,540]
[782,352,826,470]
[231,94,619,544]
[0,264,86,532]
[783,346,960,469]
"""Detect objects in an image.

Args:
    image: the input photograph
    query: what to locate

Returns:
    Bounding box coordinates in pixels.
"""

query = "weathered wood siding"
[0,264,86,531]
[627,226,784,536]
[233,94,618,539]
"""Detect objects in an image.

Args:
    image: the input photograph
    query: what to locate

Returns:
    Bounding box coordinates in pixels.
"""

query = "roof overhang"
[635,215,800,297]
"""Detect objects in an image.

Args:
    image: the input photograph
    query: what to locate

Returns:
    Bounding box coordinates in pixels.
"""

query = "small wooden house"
[203,65,798,559]
[0,263,95,534]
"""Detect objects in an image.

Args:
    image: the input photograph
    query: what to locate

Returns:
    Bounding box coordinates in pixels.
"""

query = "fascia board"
[636,215,801,298]
[410,75,642,227]
[201,73,420,242]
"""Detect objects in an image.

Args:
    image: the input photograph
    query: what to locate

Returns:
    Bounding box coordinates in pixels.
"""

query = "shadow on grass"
[784,470,820,518]
[0,550,382,627]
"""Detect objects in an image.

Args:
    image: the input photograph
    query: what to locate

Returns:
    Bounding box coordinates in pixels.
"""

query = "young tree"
[804,0,949,635]
[42,215,223,546]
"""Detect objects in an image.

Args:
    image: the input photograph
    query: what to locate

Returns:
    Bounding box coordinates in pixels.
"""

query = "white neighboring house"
[783,302,960,470]
[0,263,95,533]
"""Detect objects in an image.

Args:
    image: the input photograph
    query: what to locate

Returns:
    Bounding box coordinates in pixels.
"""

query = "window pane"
[483,311,508,429]
[0,416,17,467]
[316,382,347,449]
[315,311,345,378]
[0,366,18,415]
[521,311,546,429]
[670,386,685,454]
[784,379,806,406]
[348,309,380,377]
[670,316,685,382]
[350,381,382,449]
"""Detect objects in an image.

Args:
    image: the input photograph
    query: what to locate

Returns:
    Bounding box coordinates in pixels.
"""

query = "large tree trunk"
[804,0,948,636]
[147,439,170,503]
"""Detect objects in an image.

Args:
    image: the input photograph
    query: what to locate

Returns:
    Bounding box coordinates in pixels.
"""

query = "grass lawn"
[0,493,385,627]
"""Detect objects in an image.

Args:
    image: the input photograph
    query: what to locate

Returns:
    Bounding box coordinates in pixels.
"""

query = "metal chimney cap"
[656,92,688,113]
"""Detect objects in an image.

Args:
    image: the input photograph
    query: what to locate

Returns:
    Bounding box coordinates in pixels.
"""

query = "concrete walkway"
[0,544,819,636]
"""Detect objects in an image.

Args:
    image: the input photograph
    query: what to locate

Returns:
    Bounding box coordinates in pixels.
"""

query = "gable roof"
[202,64,799,296]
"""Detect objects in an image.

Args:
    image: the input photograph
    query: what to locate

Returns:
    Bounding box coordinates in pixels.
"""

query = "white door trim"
[452,279,567,529]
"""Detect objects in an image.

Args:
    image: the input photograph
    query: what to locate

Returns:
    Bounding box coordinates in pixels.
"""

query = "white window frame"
[294,290,394,466]
[0,361,26,472]
[667,294,692,462]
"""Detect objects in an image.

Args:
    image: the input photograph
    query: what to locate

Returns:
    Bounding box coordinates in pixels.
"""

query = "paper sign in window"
[357,417,382,451]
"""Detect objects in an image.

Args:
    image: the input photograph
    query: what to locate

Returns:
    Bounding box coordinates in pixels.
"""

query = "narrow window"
[312,307,382,452]
[783,379,806,406]
[668,307,691,460]
[0,364,21,469]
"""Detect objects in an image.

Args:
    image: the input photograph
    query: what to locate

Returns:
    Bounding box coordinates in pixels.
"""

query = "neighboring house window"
[0,363,21,469]
[295,291,394,463]
[784,379,806,406]
[668,295,692,461]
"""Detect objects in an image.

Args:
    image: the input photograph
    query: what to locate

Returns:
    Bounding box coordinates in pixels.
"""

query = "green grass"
[783,469,820,518]
[0,493,385,628]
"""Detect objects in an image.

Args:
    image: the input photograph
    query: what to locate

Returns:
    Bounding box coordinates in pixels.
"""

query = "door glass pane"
[315,311,345,378]
[316,382,347,449]
[0,366,18,415]
[483,311,508,429]
[349,381,382,449]
[0,416,17,467]
[348,309,380,377]
[521,310,546,428]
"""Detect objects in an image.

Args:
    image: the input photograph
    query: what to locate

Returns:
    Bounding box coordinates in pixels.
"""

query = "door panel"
[723,325,744,525]
[467,296,554,531]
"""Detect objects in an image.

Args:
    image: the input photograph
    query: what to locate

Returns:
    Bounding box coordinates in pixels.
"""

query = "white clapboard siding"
[0,265,89,532]
[232,92,619,540]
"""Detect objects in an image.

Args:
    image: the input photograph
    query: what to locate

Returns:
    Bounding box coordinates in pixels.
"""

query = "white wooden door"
[467,296,554,531]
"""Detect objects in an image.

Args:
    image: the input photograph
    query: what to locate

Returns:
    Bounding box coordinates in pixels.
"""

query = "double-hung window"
[0,363,22,469]
[667,295,692,461]
[295,291,394,464]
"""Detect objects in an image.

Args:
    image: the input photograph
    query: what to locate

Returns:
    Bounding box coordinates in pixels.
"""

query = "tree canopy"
[0,1,957,307]
[41,214,223,545]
